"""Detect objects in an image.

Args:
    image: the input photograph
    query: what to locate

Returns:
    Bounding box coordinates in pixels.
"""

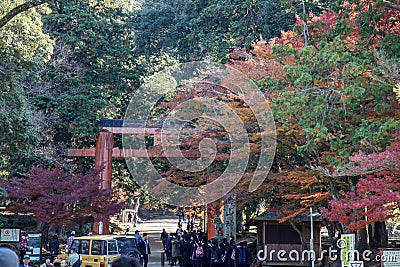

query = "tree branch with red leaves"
[0,166,127,226]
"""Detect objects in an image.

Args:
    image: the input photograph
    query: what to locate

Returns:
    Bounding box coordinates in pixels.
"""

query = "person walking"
[67,231,76,249]
[227,239,237,267]
[207,239,220,267]
[0,247,19,267]
[49,234,60,260]
[165,233,175,264]
[181,235,192,267]
[171,235,182,267]
[19,233,29,261]
[193,237,206,267]
[139,233,151,267]
[161,228,169,249]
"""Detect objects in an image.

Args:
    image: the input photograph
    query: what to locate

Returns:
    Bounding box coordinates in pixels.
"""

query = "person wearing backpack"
[171,235,182,267]
[207,239,220,267]
[237,242,252,267]
[193,238,206,267]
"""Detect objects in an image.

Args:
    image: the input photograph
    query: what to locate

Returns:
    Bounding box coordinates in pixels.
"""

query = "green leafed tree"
[0,0,54,177]
[133,0,322,61]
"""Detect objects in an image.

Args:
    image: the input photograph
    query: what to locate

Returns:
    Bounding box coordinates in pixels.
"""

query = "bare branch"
[0,0,52,29]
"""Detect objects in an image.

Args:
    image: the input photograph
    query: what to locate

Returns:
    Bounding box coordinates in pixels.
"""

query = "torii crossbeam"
[68,119,218,237]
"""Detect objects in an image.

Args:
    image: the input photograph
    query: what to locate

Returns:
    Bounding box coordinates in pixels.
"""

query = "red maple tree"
[321,135,400,231]
[1,166,127,230]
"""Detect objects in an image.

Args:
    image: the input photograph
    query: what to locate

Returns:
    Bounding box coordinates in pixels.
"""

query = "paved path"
[123,215,187,267]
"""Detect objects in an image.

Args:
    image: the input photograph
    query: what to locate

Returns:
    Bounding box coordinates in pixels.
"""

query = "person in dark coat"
[49,234,60,260]
[207,239,220,267]
[227,239,237,267]
[236,241,252,267]
[165,233,175,264]
[181,235,192,267]
[138,233,151,267]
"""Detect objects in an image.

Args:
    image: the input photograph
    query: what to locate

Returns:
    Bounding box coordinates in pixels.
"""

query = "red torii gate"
[68,119,217,237]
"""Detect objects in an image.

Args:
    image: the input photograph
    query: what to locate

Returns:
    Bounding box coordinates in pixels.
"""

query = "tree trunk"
[355,228,369,252]
[40,223,50,250]
[369,222,388,248]
[327,222,341,267]
[289,220,306,250]
[236,210,243,233]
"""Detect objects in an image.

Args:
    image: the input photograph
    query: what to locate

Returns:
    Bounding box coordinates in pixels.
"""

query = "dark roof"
[251,210,323,222]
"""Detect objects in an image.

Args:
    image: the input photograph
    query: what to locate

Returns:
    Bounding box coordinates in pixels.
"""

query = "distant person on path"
[49,234,60,260]
[67,231,76,249]
[133,213,138,227]
[0,247,19,267]
[176,224,183,236]
[19,233,29,261]
[111,256,141,267]
[139,233,151,267]
[186,217,191,232]
[20,254,32,267]
[161,228,168,249]
[127,212,133,223]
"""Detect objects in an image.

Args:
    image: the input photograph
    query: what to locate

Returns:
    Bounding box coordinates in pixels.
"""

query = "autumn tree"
[0,166,126,243]
[229,0,399,252]
[322,134,400,247]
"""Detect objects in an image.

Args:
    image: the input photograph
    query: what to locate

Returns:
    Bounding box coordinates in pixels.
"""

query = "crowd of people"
[162,226,253,267]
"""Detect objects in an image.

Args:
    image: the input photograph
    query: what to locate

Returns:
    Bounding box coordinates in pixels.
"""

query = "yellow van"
[54,235,140,267]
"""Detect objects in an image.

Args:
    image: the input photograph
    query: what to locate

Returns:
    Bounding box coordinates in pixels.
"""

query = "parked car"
[54,235,140,267]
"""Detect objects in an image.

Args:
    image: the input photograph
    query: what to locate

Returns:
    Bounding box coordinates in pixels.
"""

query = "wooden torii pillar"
[68,119,227,237]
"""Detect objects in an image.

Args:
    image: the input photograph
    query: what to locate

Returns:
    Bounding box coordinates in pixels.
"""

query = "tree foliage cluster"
[229,0,399,249]
[133,0,323,61]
